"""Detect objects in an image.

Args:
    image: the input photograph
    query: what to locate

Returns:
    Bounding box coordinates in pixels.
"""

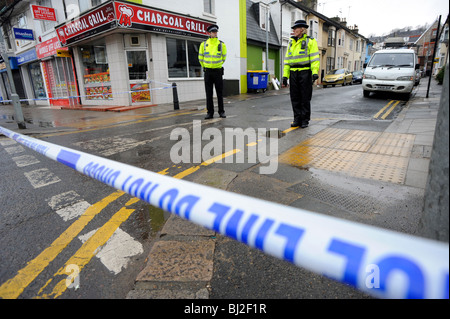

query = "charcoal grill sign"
[55,0,209,47]
[114,1,209,38]
[56,2,116,46]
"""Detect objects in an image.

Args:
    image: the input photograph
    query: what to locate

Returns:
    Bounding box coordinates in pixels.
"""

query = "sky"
[316,0,449,37]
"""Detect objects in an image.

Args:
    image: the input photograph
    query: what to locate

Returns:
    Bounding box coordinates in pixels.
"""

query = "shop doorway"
[43,57,80,107]
[126,50,151,104]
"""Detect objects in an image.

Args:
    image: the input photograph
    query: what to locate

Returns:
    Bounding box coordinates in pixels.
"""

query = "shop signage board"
[56,2,117,46]
[31,5,57,22]
[114,1,209,38]
[17,49,38,66]
[56,0,210,46]
[13,28,34,41]
[36,37,68,59]
[56,49,72,58]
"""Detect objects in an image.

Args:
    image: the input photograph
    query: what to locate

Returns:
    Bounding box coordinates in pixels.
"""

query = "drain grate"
[292,180,383,215]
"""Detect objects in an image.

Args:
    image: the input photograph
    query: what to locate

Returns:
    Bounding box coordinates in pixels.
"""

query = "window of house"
[204,0,214,14]
[326,57,335,72]
[2,25,12,50]
[259,4,270,31]
[92,0,103,7]
[16,13,28,48]
[38,0,57,32]
[309,20,318,39]
[328,29,335,46]
[167,38,202,79]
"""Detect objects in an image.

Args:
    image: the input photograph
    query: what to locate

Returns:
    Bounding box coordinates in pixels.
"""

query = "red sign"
[56,2,116,46]
[55,1,210,46]
[31,5,57,22]
[36,37,68,59]
[114,1,208,36]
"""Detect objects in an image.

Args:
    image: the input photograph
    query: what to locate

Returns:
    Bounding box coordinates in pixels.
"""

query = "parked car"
[352,70,363,84]
[414,69,421,86]
[322,69,353,87]
[362,49,419,99]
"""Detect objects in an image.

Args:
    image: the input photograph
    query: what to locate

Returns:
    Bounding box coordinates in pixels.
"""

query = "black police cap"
[291,20,309,29]
[207,24,219,32]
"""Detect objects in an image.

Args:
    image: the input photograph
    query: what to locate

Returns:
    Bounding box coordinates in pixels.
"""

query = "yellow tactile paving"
[279,128,416,184]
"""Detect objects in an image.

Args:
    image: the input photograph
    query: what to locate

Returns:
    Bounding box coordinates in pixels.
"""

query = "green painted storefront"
[246,44,280,81]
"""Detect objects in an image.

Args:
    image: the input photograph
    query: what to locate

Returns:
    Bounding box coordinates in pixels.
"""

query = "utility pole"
[427,15,441,98]
[1,39,26,129]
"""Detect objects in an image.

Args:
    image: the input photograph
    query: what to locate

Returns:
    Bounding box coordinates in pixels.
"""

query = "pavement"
[0,77,444,299]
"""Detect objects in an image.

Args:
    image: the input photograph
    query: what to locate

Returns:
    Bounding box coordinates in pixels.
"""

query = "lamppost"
[0,42,26,129]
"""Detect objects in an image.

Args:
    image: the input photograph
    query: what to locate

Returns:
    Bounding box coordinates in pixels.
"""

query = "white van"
[362,49,419,98]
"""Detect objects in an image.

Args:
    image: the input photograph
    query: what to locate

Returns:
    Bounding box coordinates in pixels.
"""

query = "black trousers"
[289,70,313,125]
[204,68,224,115]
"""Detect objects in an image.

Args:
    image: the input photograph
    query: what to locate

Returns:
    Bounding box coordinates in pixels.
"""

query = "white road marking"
[47,191,91,221]
[267,116,292,122]
[0,139,17,146]
[24,168,61,189]
[4,145,25,155]
[55,201,91,221]
[12,155,40,167]
[47,191,83,211]
[79,227,143,275]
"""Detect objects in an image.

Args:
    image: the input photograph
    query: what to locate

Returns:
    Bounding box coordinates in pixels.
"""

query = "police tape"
[0,125,448,299]
[0,80,173,104]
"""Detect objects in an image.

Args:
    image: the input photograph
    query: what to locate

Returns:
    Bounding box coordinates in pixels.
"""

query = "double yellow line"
[0,191,128,299]
[373,100,401,120]
[1,113,296,299]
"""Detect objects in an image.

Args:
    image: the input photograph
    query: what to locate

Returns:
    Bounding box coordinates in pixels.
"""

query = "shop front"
[16,48,47,105]
[55,0,211,107]
[35,36,79,107]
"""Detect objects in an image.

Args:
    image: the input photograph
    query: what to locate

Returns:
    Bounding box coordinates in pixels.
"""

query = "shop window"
[28,62,46,99]
[167,38,202,79]
[80,44,112,100]
[43,57,77,103]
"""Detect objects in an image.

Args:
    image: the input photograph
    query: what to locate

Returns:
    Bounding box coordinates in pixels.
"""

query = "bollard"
[172,82,179,110]
[12,94,26,129]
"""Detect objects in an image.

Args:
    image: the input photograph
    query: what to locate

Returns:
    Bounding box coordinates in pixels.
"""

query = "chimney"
[341,17,347,27]
[350,24,359,33]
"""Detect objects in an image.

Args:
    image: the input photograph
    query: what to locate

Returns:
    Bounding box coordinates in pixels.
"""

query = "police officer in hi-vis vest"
[283,20,320,128]
[198,24,227,119]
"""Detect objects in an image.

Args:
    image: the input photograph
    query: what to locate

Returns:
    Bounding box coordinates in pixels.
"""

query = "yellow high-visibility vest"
[198,37,227,69]
[283,34,320,78]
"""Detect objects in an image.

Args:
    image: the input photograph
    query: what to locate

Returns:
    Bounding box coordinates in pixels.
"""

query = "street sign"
[31,4,57,22]
[13,28,34,41]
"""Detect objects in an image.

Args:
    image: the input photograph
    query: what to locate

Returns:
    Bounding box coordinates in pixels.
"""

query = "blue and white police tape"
[0,125,448,299]
[0,79,173,103]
